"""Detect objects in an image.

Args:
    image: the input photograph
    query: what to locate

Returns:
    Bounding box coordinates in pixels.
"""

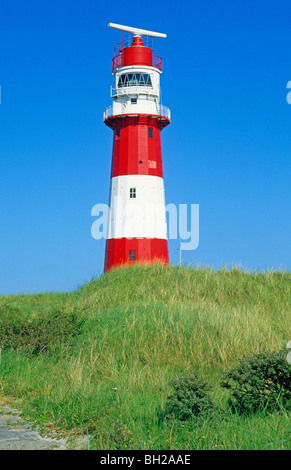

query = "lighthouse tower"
[104,23,170,272]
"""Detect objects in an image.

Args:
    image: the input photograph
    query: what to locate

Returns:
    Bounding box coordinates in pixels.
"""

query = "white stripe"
[107,175,167,239]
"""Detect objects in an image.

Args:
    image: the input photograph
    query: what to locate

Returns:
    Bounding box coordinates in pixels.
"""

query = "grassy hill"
[0,264,290,449]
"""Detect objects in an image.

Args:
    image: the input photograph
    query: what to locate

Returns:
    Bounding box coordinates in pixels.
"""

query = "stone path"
[0,400,67,450]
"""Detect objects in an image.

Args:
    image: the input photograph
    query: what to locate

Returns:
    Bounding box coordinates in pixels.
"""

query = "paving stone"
[0,402,67,450]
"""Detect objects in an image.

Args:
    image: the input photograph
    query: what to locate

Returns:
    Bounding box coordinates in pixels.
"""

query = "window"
[130,188,136,198]
[131,98,137,104]
[129,250,135,261]
[148,128,153,138]
[118,73,152,88]
[116,129,120,139]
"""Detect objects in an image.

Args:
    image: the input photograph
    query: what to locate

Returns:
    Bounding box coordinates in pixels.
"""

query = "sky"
[0,0,290,294]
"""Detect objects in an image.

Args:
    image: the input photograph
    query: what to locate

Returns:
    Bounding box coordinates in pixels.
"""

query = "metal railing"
[112,53,162,73]
[111,85,157,98]
[158,105,171,121]
[114,35,153,55]
[112,54,122,73]
[103,105,114,121]
[103,104,171,122]
[153,55,162,71]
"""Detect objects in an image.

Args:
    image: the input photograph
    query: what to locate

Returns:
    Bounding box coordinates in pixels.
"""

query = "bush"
[0,305,86,356]
[108,421,135,450]
[220,349,291,414]
[160,370,214,422]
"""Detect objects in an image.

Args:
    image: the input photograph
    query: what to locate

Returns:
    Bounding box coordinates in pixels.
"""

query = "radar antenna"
[108,22,167,38]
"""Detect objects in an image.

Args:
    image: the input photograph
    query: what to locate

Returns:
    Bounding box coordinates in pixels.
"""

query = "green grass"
[0,264,290,449]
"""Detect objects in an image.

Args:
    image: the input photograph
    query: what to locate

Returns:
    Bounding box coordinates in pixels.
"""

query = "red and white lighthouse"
[103,23,170,272]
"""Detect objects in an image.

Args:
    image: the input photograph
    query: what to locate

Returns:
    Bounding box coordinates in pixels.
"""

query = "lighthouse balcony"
[112,53,163,74]
[111,85,158,98]
[158,105,171,121]
[103,104,171,122]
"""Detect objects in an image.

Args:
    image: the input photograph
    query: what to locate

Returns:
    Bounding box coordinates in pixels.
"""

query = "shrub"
[0,305,86,356]
[108,421,135,450]
[220,349,291,414]
[160,370,214,422]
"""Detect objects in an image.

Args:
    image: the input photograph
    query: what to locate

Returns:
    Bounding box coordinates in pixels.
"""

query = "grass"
[0,263,290,449]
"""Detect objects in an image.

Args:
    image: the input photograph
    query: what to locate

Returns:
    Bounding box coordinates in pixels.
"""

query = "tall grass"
[0,264,290,449]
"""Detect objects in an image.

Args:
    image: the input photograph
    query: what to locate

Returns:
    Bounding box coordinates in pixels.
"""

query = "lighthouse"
[103,23,171,272]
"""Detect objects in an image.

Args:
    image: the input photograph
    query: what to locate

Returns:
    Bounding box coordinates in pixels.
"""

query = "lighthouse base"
[104,238,169,272]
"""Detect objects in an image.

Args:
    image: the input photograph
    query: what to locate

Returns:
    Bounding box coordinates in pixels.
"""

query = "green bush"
[220,349,291,414]
[160,370,214,422]
[0,305,86,356]
[108,421,135,450]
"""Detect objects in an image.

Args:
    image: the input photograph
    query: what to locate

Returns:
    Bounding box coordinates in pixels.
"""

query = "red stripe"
[105,114,169,178]
[104,238,169,272]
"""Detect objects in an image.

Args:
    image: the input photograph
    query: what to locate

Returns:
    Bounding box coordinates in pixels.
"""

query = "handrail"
[111,85,157,98]
[114,35,153,55]
[112,53,162,73]
[103,104,171,122]
[159,105,171,121]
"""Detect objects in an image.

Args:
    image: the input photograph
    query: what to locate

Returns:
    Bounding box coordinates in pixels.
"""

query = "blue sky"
[0,0,290,294]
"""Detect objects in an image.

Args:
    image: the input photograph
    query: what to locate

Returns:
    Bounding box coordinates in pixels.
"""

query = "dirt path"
[0,398,67,450]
